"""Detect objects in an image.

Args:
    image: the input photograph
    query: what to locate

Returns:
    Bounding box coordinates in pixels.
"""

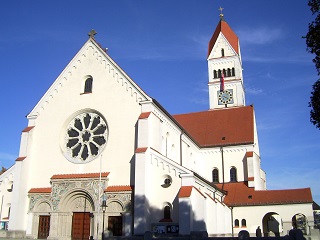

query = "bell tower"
[207,9,245,109]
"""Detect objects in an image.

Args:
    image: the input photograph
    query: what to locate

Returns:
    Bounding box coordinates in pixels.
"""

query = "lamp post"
[101,193,107,240]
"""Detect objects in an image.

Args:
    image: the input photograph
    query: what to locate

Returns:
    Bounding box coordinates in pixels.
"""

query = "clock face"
[218,89,234,105]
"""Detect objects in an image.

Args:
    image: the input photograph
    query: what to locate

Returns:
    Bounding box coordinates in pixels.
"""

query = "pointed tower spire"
[207,13,245,110]
[207,18,239,58]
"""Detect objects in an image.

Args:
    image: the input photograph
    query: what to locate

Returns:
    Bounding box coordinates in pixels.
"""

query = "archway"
[33,201,52,239]
[262,212,283,237]
[59,190,96,240]
[106,200,124,236]
[292,213,308,235]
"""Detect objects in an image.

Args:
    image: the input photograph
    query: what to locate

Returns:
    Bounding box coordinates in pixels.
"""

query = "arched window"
[164,205,171,219]
[227,68,231,77]
[221,48,225,57]
[234,219,239,227]
[218,69,222,78]
[223,69,226,77]
[84,77,93,93]
[241,219,246,227]
[230,167,237,182]
[232,68,235,76]
[214,70,218,79]
[212,169,219,183]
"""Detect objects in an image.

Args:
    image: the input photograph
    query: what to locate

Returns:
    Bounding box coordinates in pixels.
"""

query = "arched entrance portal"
[292,213,308,235]
[262,212,283,237]
[59,190,95,240]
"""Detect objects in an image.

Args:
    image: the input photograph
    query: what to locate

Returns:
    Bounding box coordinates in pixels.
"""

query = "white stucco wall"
[233,203,314,236]
[0,165,15,229]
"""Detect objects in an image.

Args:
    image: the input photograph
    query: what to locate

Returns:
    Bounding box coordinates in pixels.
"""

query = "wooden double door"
[72,212,91,240]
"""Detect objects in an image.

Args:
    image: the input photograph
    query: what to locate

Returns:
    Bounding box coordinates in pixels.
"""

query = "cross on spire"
[88,29,97,39]
[218,6,224,20]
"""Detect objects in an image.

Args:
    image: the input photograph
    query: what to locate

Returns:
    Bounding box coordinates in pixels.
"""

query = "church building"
[0,13,316,240]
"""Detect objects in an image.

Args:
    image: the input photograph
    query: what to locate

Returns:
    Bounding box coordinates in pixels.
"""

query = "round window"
[64,112,108,163]
[161,175,172,188]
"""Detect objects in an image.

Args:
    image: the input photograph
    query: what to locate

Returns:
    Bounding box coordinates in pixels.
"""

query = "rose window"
[65,112,108,163]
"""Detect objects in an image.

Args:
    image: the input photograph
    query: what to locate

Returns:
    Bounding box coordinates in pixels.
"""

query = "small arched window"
[230,167,237,182]
[241,219,246,227]
[223,69,227,77]
[212,169,219,183]
[218,69,222,78]
[214,70,218,79]
[84,77,93,93]
[232,68,235,76]
[164,205,171,219]
[221,48,225,57]
[227,68,231,77]
[234,219,239,227]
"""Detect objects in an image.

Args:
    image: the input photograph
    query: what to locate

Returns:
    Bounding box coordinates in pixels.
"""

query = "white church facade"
[0,15,317,239]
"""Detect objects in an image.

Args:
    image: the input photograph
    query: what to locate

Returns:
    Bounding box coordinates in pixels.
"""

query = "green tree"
[306,0,320,129]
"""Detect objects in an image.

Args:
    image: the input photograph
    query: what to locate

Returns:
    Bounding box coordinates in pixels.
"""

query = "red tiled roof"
[16,156,26,161]
[178,186,193,198]
[216,182,313,206]
[173,106,254,147]
[246,151,253,157]
[135,147,148,153]
[178,186,206,199]
[22,126,35,132]
[106,185,133,192]
[28,187,52,193]
[51,172,110,179]
[208,19,239,57]
[139,112,151,119]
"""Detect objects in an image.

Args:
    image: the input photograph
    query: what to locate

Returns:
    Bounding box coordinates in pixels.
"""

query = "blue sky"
[1,1,319,204]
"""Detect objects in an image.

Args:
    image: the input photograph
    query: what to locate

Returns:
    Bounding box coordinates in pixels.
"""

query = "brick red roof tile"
[216,182,313,206]
[106,185,133,192]
[208,19,239,57]
[135,147,148,153]
[28,187,52,193]
[246,151,254,157]
[173,106,254,147]
[178,186,193,198]
[178,186,206,199]
[51,172,110,179]
[22,126,35,132]
[139,112,151,119]
[16,156,26,161]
